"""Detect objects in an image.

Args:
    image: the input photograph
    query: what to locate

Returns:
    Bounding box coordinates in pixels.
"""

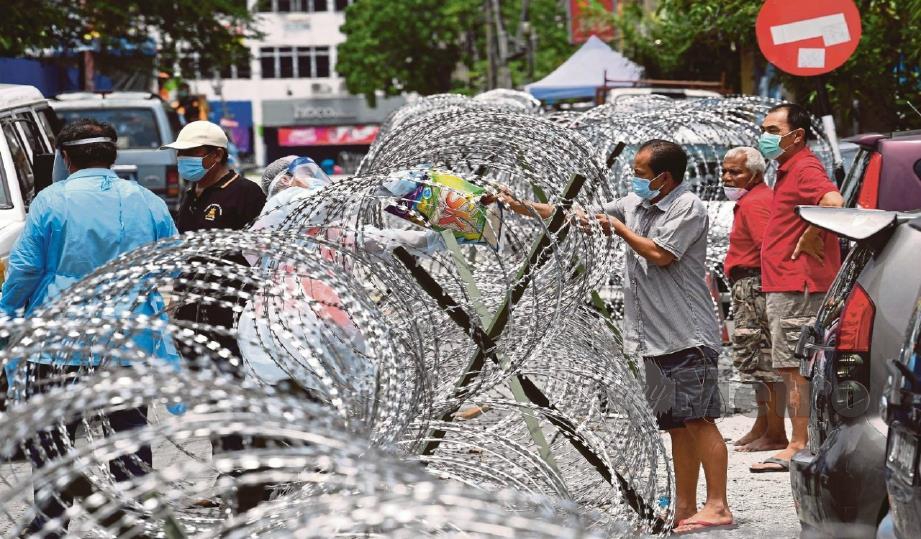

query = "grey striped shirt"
[602,184,722,357]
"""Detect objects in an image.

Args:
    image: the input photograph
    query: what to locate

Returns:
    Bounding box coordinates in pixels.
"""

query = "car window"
[12,113,46,157]
[56,107,162,149]
[841,149,871,207]
[2,121,35,206]
[33,107,58,148]
[815,244,874,329]
[165,106,182,139]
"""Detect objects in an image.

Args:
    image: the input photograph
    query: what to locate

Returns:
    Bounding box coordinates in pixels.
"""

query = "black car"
[880,287,921,539]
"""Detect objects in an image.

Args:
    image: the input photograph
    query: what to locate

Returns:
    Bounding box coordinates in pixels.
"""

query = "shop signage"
[278,125,381,146]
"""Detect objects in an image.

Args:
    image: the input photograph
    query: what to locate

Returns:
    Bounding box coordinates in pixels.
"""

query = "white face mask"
[723,186,748,201]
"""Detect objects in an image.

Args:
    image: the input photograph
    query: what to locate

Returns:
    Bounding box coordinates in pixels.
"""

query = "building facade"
[189,0,404,168]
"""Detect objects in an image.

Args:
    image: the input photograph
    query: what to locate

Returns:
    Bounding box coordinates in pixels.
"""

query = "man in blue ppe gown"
[0,118,178,537]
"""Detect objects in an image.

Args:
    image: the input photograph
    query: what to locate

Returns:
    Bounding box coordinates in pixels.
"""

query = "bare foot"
[674,504,733,534]
[735,436,789,452]
[673,505,697,527]
[733,428,765,446]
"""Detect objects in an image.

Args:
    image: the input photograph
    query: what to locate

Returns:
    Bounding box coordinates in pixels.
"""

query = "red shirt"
[761,148,842,293]
[724,181,772,277]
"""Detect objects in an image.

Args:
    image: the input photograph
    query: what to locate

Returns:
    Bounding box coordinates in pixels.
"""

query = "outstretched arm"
[482,188,555,220]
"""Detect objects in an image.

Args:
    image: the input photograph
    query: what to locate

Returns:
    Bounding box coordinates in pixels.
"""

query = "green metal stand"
[391,170,667,532]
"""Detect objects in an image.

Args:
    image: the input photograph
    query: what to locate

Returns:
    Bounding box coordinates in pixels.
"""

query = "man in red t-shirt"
[722,147,788,453]
[750,104,844,473]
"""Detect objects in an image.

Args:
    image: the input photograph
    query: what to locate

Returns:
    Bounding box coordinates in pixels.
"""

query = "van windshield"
[56,108,162,149]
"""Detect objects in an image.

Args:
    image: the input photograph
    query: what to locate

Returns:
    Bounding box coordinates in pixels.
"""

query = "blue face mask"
[758,130,795,160]
[631,172,665,200]
[177,155,211,182]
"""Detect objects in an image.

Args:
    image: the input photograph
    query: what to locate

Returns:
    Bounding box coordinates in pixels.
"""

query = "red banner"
[278,125,380,146]
[569,0,616,44]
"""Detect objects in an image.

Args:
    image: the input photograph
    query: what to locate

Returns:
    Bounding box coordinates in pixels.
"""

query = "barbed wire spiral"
[0,91,830,537]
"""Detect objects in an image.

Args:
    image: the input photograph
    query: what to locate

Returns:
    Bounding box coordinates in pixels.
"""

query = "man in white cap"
[161,122,266,504]
[159,119,265,367]
[161,120,266,233]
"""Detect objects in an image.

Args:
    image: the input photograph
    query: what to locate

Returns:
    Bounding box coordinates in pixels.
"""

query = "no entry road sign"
[756,0,862,76]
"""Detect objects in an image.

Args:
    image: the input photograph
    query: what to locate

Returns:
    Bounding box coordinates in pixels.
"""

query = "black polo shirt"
[177,171,267,233]
[174,170,266,364]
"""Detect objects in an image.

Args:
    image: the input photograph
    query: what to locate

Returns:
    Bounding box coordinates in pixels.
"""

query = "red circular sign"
[756,0,862,76]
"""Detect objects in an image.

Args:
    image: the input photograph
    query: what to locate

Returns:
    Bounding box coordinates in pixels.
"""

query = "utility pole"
[484,0,537,89]
[491,0,513,88]
[523,21,535,81]
[516,0,535,83]
[81,0,96,91]
[485,0,497,89]
[83,50,96,91]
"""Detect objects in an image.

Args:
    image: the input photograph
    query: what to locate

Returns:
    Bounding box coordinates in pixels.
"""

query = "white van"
[0,84,57,287]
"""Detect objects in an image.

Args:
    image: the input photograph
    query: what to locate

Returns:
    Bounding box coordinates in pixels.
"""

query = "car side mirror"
[33,152,54,194]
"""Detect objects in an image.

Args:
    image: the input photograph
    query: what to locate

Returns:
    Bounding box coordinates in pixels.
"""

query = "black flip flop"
[749,456,789,473]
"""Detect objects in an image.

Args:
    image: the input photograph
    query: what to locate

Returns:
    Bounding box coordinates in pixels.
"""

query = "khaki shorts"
[730,276,782,383]
[766,290,825,370]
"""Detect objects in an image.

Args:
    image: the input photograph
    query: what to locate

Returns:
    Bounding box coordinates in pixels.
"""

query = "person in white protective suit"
[238,156,446,398]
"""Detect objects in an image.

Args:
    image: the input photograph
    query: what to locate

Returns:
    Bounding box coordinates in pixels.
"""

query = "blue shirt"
[1,168,178,365]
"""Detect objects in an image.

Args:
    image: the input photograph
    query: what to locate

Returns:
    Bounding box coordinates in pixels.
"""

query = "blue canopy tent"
[525,35,643,102]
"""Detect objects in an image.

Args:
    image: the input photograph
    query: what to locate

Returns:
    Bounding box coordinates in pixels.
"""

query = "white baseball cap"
[160,120,228,150]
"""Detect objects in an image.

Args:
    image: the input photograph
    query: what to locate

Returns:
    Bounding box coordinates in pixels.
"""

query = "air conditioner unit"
[311,83,333,94]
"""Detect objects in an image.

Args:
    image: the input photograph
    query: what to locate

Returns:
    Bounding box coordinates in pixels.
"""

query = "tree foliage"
[337,0,474,103]
[338,0,575,101]
[0,0,259,78]
[611,0,921,132]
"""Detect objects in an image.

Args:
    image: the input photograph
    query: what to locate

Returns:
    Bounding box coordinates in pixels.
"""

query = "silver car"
[792,207,921,537]
[50,92,182,211]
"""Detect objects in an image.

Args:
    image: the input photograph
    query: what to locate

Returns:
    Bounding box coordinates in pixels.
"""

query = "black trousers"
[25,363,151,538]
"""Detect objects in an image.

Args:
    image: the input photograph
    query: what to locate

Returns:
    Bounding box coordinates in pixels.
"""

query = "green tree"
[337,0,475,103]
[337,0,575,102]
[610,0,921,132]
[0,0,259,86]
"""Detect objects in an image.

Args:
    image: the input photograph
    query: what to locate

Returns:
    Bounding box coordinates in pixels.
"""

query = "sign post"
[756,0,862,181]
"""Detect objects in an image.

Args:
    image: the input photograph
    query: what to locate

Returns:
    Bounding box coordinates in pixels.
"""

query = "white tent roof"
[525,35,643,101]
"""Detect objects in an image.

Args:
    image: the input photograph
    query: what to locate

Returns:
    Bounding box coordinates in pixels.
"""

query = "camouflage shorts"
[730,276,781,383]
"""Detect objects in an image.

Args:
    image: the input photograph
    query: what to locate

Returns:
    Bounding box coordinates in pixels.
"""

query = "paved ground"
[0,346,803,537]
[0,413,802,538]
[675,413,801,538]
